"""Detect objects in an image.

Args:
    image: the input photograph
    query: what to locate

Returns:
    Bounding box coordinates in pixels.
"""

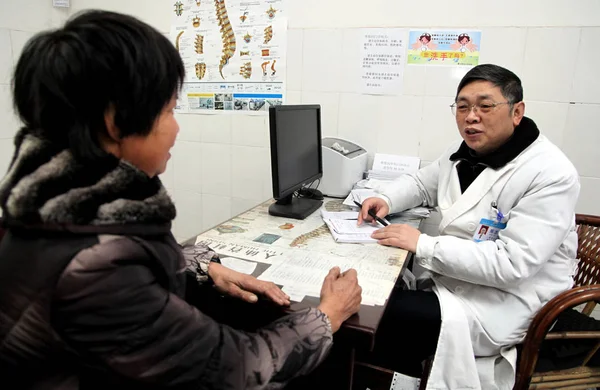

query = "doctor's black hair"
[12,10,185,161]
[455,64,523,107]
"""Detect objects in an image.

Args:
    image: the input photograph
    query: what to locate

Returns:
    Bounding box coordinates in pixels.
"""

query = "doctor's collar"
[450,116,540,169]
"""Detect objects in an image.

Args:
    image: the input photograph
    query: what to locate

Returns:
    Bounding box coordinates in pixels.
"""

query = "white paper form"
[220,257,257,274]
[320,210,359,221]
[323,218,381,244]
[258,249,397,306]
[281,285,308,303]
[329,219,380,235]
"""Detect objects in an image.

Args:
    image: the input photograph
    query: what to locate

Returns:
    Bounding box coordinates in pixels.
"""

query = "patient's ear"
[103,105,121,142]
[101,105,122,157]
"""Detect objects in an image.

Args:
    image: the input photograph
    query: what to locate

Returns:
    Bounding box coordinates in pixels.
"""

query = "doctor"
[359,64,579,389]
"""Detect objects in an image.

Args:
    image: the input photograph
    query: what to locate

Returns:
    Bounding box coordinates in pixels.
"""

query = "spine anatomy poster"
[170,0,287,114]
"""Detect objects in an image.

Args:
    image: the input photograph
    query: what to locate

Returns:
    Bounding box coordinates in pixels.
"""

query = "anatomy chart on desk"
[195,200,408,305]
[170,0,286,114]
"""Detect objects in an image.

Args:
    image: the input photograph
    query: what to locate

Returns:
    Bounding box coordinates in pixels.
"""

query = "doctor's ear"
[511,101,525,127]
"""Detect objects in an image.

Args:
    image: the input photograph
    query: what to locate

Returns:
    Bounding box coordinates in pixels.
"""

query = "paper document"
[389,207,431,218]
[355,178,395,192]
[329,219,380,235]
[195,236,285,265]
[389,372,420,390]
[258,249,397,306]
[371,153,420,179]
[320,210,359,220]
[323,219,378,243]
[220,257,257,275]
[282,285,308,302]
[342,189,381,207]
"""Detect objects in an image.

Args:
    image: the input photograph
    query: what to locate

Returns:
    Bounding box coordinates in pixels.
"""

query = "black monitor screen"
[269,105,322,199]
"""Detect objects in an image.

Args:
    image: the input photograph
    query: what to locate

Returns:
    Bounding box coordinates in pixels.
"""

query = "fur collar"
[0,129,176,229]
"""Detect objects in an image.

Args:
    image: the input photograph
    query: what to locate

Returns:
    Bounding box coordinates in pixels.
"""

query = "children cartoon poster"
[407,30,481,66]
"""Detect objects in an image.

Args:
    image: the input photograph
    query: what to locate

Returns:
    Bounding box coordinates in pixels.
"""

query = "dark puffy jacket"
[0,131,332,389]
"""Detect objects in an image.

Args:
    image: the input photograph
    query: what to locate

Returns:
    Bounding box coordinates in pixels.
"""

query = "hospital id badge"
[473,218,506,242]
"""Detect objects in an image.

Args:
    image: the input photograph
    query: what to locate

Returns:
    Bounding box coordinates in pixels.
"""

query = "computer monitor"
[268,104,323,220]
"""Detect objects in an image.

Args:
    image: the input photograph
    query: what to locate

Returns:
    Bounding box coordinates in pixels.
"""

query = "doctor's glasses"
[450,101,512,116]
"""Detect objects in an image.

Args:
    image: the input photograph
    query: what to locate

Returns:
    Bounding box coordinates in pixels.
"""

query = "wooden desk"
[185,198,416,389]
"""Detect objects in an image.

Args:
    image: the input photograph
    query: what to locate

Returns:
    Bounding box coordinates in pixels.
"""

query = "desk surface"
[191,198,414,350]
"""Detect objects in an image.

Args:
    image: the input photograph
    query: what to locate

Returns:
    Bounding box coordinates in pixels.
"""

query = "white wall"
[0,1,69,212]
[1,1,599,242]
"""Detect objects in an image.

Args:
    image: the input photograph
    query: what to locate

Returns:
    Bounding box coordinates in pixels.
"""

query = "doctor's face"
[455,80,524,155]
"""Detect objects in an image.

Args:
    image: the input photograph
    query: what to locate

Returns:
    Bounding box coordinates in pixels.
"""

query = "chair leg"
[419,357,433,390]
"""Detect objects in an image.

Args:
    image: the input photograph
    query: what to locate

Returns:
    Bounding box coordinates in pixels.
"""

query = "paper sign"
[407,29,481,67]
[358,28,407,95]
[372,153,420,175]
[53,0,70,7]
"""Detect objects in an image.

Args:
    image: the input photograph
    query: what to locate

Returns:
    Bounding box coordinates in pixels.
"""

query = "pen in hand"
[353,200,389,227]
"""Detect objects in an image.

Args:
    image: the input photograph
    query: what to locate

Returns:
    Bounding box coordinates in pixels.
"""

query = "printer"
[320,137,368,198]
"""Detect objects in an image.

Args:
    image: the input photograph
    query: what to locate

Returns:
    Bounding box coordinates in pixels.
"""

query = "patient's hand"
[208,263,291,306]
[371,224,421,253]
[317,267,362,332]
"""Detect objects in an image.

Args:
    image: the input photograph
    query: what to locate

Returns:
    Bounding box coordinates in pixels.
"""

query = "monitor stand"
[268,194,323,220]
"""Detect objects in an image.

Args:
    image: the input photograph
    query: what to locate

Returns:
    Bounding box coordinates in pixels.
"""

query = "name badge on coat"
[473,218,506,242]
[473,201,507,242]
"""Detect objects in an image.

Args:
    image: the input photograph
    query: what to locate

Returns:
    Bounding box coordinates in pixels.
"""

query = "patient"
[0,10,362,389]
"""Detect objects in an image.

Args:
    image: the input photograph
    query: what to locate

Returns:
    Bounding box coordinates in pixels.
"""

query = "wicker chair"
[513,213,600,389]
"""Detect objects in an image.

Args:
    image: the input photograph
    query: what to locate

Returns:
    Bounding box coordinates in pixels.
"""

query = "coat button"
[455,286,464,294]
[468,222,476,232]
[419,259,428,266]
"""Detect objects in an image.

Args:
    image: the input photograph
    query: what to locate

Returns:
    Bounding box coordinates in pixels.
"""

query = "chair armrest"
[514,285,600,390]
[576,214,600,227]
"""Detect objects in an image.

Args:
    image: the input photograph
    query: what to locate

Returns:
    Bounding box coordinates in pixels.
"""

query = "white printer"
[320,137,368,198]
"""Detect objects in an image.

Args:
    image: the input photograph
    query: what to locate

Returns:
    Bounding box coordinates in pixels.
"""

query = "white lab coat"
[381,135,580,389]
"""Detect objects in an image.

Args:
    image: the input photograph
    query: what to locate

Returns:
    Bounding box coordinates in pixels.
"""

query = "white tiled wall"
[0,2,69,218]
[2,1,600,241]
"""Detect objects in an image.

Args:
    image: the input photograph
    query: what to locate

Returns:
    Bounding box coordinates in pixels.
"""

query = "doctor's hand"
[208,263,291,306]
[357,197,389,225]
[317,267,362,333]
[371,224,421,253]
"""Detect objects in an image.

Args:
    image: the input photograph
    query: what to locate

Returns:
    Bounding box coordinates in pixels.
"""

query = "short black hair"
[12,10,185,160]
[455,64,523,105]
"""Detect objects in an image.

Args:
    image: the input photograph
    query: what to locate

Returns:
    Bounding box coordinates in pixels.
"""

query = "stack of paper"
[342,188,380,207]
[337,189,431,231]
[388,206,431,218]
[342,189,431,218]
[324,217,380,243]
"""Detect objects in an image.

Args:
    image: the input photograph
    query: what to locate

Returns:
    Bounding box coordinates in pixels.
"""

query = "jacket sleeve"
[52,237,333,390]
[381,156,441,213]
[415,168,580,288]
[181,243,221,285]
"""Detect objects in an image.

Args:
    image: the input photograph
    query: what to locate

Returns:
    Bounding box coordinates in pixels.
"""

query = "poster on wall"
[358,28,408,95]
[407,29,481,67]
[170,0,287,114]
